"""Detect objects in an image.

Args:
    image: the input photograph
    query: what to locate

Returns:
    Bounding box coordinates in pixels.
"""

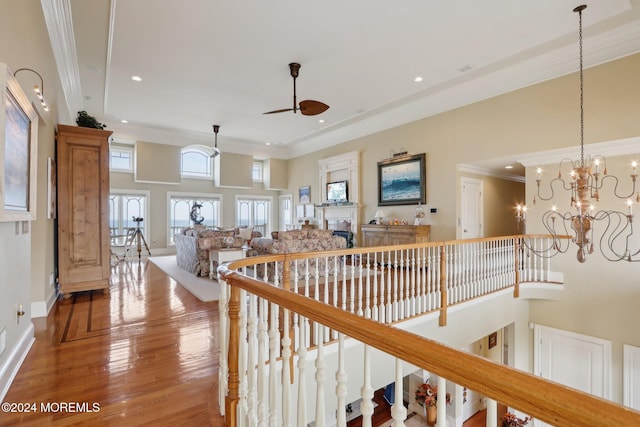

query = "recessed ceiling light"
[414,76,423,83]
[266,142,271,146]
[318,119,325,123]
[131,75,142,82]
[505,165,514,169]
[121,119,128,124]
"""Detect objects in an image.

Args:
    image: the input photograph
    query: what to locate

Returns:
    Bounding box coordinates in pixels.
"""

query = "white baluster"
[268,302,280,427]
[390,359,407,426]
[315,325,326,427]
[436,376,446,427]
[257,298,268,426]
[360,345,374,427]
[247,294,258,426]
[485,397,497,427]
[335,333,348,427]
[281,307,291,427]
[297,315,308,427]
[238,289,249,425]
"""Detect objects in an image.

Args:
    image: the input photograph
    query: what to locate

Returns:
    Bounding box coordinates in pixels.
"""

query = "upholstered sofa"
[249,228,347,282]
[174,226,261,277]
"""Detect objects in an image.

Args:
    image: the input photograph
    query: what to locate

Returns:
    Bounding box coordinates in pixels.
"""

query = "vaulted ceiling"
[53,1,640,171]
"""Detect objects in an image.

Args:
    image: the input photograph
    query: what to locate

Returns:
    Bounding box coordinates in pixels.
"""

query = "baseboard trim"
[0,322,35,402]
[31,289,59,318]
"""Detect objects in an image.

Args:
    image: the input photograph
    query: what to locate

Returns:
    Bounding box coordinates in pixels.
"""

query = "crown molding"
[286,22,640,159]
[517,136,640,167]
[40,0,83,119]
[457,164,526,183]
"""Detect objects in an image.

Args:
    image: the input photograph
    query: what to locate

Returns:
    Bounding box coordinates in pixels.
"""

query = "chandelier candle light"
[518,4,639,263]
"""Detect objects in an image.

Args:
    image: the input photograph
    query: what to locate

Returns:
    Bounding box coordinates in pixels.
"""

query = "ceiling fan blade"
[299,100,329,116]
[263,108,295,115]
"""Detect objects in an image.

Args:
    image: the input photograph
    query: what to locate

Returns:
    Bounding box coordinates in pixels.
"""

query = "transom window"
[181,146,213,179]
[252,161,263,182]
[110,145,134,172]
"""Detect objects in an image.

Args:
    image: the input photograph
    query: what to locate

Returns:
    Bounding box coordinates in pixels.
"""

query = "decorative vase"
[425,405,437,426]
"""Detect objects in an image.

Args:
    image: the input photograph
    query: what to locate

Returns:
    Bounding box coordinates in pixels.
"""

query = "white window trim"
[167,191,223,245]
[109,188,151,241]
[181,144,215,180]
[110,144,134,173]
[252,161,264,182]
[235,194,274,235]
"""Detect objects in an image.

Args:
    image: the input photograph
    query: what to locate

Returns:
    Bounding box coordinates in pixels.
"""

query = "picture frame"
[299,185,310,204]
[377,153,426,206]
[0,64,39,222]
[488,331,498,349]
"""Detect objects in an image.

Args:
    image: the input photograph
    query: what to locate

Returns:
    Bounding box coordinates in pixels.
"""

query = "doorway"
[460,177,483,239]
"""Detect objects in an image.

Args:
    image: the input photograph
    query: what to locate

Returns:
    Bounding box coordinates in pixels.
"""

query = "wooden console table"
[360,224,430,247]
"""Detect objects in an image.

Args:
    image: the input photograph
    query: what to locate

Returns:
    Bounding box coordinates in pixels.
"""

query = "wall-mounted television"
[327,180,348,202]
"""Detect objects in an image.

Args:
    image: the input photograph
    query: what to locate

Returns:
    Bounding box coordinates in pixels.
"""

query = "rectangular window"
[109,191,148,245]
[110,145,134,172]
[252,161,263,182]
[237,196,272,237]
[168,193,221,244]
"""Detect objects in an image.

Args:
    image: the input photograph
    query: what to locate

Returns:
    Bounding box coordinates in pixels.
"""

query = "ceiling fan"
[263,62,329,116]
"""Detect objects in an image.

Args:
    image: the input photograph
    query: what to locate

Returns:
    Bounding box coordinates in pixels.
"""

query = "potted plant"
[502,412,532,427]
[415,382,451,425]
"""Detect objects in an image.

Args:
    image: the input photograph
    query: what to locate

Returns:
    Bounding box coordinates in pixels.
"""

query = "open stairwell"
[217,235,640,426]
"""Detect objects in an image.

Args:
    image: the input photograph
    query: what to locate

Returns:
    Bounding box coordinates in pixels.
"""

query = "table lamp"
[374,209,385,225]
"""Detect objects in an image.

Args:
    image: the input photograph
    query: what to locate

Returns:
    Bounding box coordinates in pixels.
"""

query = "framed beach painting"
[377,153,426,206]
[299,185,310,204]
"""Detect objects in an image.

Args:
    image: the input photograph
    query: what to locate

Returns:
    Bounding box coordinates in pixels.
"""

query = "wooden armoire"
[56,124,113,298]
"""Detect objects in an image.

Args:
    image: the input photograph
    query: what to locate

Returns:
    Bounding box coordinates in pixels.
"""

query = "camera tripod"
[127,217,151,260]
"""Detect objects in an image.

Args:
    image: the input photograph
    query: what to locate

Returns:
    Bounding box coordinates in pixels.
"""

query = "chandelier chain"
[578,6,585,168]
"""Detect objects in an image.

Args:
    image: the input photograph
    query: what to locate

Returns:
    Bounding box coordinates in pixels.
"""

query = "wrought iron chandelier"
[518,5,639,263]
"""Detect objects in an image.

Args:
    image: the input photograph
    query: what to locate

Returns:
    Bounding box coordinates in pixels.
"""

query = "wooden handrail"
[219,239,640,426]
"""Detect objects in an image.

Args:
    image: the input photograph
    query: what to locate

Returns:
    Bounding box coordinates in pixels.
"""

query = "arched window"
[181,145,213,179]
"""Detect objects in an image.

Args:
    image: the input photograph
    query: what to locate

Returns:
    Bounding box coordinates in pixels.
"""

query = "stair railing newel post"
[225,285,241,427]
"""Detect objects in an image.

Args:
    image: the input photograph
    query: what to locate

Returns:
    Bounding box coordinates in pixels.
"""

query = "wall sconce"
[14,68,49,112]
[17,304,25,324]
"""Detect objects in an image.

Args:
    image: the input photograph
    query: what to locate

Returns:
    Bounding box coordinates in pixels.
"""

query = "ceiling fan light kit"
[263,62,329,116]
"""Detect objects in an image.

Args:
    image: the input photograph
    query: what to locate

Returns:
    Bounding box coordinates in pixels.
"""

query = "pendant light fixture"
[518,5,639,263]
[211,124,221,158]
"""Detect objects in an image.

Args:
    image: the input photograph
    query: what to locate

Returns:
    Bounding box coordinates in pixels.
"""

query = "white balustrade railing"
[215,235,640,427]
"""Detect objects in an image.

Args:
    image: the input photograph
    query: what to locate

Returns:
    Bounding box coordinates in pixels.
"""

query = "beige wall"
[135,141,181,184]
[285,54,640,243]
[0,0,66,386]
[110,172,280,249]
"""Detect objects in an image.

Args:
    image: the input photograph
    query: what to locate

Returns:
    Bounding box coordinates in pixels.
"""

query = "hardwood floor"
[4,260,503,426]
[3,260,224,426]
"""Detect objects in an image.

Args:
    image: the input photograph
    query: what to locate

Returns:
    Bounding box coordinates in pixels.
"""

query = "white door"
[534,324,611,426]
[278,194,293,231]
[460,177,483,239]
[624,344,640,410]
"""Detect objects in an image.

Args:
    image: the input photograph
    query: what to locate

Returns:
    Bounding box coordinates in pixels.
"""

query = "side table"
[209,248,245,280]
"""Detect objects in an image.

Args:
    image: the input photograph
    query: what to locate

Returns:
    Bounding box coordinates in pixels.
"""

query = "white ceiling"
[58,0,640,176]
